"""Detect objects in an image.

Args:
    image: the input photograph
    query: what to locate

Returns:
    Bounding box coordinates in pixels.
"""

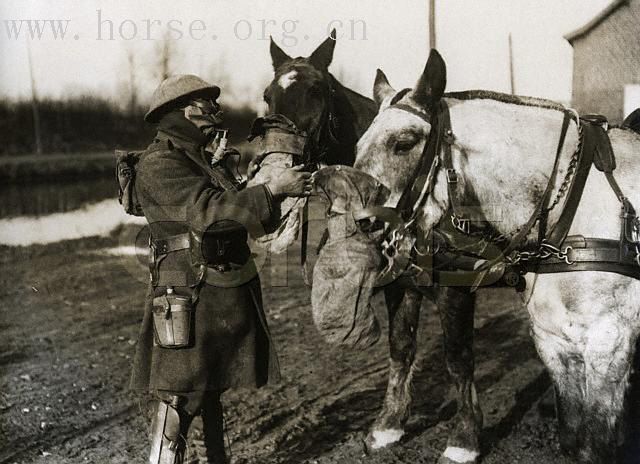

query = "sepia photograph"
[0,1,639,463]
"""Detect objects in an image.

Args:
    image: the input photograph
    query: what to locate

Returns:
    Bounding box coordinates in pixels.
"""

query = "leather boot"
[185,395,227,464]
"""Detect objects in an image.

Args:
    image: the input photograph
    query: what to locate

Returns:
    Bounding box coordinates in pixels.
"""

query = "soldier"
[130,74,312,464]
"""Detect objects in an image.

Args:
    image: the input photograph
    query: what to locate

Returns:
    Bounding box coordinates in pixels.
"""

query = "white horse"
[349,49,640,463]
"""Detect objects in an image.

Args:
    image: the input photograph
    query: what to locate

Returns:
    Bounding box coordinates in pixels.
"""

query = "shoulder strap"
[155,133,240,192]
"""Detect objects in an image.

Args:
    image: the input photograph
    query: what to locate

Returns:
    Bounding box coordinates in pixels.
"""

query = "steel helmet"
[145,74,221,123]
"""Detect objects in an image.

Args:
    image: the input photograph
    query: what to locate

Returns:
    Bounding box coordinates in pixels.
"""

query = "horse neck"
[427,98,579,238]
[324,75,377,166]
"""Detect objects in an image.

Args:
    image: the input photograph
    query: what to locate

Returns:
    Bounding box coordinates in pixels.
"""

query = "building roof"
[564,0,630,44]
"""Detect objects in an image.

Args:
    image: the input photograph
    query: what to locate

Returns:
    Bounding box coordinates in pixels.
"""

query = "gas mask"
[311,166,392,348]
[184,98,224,137]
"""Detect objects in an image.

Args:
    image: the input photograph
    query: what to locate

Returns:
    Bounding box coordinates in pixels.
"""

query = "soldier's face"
[184,99,224,136]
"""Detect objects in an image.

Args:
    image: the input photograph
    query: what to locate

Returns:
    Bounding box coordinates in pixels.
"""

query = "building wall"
[571,0,640,123]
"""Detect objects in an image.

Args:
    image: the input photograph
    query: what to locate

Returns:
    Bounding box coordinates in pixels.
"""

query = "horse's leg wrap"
[149,395,186,464]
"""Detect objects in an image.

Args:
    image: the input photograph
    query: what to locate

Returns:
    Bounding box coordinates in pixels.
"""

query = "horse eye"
[395,135,418,152]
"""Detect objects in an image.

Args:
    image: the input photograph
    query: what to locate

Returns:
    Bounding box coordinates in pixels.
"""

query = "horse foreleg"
[437,286,482,464]
[365,284,422,451]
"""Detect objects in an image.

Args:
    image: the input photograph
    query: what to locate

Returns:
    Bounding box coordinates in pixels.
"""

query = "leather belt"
[152,233,190,254]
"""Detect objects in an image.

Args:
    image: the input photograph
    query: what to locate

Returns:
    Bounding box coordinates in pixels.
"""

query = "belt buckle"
[446,169,458,184]
[210,263,230,273]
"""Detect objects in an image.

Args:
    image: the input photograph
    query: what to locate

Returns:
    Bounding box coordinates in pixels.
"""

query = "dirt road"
[0,224,581,464]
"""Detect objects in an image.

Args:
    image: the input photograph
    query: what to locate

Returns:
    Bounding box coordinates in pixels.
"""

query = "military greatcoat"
[130,114,280,394]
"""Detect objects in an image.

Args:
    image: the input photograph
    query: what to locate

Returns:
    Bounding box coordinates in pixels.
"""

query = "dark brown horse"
[265,29,377,167]
[246,30,377,253]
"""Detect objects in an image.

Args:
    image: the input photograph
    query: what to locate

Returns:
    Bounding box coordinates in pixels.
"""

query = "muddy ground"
[0,218,627,464]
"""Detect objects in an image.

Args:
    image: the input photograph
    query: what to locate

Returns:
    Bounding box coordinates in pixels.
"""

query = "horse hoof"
[363,429,404,453]
[438,446,480,464]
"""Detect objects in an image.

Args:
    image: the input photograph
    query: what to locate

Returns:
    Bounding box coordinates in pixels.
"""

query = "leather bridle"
[358,90,640,287]
[303,77,341,169]
[352,90,577,285]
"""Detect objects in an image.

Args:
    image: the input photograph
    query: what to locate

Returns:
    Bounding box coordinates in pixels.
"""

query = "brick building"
[565,0,640,123]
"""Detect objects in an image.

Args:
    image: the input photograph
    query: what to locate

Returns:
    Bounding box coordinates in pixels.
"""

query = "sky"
[0,0,612,109]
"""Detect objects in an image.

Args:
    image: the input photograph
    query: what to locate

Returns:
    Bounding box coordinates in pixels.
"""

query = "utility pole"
[508,33,516,95]
[27,39,42,155]
[429,0,437,50]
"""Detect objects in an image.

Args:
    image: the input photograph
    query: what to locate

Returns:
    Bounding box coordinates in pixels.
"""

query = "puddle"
[0,199,146,246]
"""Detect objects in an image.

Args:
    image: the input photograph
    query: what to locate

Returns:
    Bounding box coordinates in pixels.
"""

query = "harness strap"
[352,206,402,226]
[531,236,640,279]
[545,120,596,248]
[439,103,470,223]
[395,100,445,221]
[300,200,311,286]
[604,171,626,202]
[538,111,572,242]
[391,103,430,122]
[463,112,575,282]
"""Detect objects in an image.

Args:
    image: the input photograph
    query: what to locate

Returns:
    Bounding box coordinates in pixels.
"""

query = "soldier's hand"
[268,165,313,198]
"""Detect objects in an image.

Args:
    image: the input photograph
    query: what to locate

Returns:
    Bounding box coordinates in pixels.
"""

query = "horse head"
[247,31,376,254]
[265,29,346,166]
[355,49,447,219]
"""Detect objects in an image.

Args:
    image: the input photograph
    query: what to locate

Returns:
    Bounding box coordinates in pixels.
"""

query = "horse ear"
[270,36,292,70]
[414,49,446,108]
[373,69,396,107]
[309,29,337,69]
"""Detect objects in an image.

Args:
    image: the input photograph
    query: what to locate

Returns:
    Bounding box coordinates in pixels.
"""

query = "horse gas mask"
[311,166,397,348]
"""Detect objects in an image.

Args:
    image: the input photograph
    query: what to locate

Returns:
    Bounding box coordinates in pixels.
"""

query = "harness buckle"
[451,215,470,235]
[443,129,455,145]
[446,169,458,184]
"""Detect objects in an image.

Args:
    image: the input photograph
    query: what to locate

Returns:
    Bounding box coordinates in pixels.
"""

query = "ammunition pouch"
[149,233,192,287]
[152,290,194,348]
[189,220,250,269]
[149,395,185,464]
[149,221,251,296]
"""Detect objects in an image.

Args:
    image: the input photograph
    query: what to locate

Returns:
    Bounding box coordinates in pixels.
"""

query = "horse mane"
[445,90,567,113]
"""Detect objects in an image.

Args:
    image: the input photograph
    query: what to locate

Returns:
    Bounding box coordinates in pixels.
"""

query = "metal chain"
[633,217,640,267]
[450,214,510,245]
[507,242,574,266]
[451,122,584,253]
[548,123,584,211]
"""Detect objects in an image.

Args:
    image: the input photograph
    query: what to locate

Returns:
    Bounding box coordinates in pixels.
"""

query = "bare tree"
[207,53,233,103]
[156,30,174,82]
[126,48,138,116]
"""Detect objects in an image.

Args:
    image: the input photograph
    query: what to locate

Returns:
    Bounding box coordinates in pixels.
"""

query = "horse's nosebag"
[311,166,390,348]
